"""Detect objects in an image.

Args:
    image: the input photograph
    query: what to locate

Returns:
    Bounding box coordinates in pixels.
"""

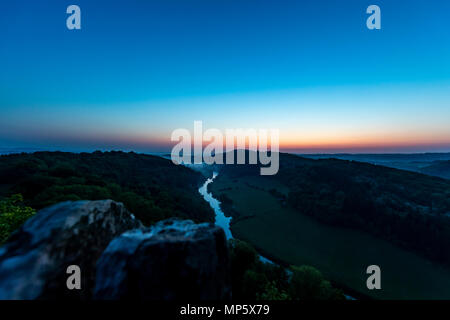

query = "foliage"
[229,239,343,300]
[280,156,450,265]
[288,265,343,300]
[220,153,450,266]
[0,194,35,244]
[258,281,290,300]
[0,151,213,227]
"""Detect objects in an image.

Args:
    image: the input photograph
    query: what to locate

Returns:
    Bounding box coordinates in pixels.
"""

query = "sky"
[1,0,450,153]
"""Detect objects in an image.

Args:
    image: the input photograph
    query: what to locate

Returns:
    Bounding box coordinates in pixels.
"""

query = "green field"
[210,174,450,299]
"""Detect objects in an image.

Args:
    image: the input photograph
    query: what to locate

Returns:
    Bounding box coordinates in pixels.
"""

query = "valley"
[208,154,450,299]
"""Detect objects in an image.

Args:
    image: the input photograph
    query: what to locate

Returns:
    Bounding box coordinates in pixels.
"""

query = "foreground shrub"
[0,194,35,244]
[229,239,343,300]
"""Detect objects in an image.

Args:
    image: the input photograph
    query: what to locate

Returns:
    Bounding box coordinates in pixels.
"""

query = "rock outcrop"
[94,219,231,300]
[0,200,231,300]
[0,200,142,300]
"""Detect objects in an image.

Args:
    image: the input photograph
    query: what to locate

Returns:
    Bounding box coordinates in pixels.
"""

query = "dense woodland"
[0,151,213,236]
[219,153,450,266]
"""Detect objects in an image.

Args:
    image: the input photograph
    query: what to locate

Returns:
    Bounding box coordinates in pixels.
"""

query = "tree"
[289,265,343,300]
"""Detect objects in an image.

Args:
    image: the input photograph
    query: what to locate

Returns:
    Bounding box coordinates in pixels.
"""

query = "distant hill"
[300,152,450,163]
[300,153,450,177]
[420,160,450,180]
[0,151,213,225]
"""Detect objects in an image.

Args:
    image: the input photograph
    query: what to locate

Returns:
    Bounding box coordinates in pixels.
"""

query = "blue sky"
[1,0,450,152]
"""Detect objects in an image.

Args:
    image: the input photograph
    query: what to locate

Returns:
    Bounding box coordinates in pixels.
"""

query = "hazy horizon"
[2,146,450,157]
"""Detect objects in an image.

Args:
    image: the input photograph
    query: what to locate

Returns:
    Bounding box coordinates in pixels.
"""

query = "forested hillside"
[0,151,213,227]
[218,153,450,266]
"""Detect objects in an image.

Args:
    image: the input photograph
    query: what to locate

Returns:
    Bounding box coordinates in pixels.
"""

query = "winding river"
[198,172,274,265]
[198,172,233,240]
[198,171,356,299]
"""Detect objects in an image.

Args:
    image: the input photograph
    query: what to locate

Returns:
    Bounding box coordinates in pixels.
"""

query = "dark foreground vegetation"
[229,239,343,300]
[0,194,35,244]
